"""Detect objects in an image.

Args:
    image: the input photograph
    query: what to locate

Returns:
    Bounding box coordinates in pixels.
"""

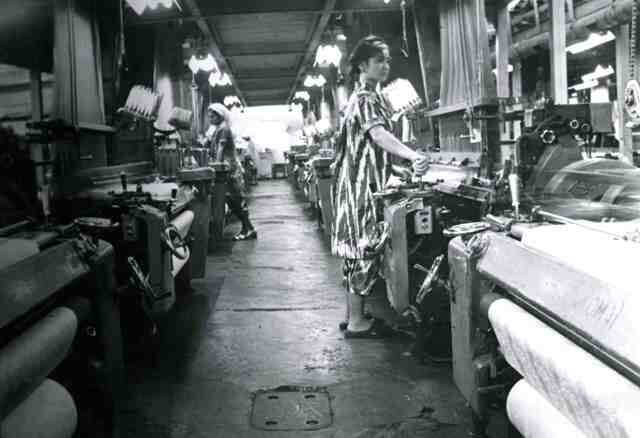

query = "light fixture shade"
[223,95,242,107]
[146,0,173,9]
[316,74,327,87]
[189,53,219,74]
[209,72,231,87]
[303,74,326,88]
[315,44,342,67]
[304,75,315,87]
[581,64,614,82]
[125,0,146,15]
[566,31,616,54]
[570,80,599,91]
[188,55,199,74]
[199,54,218,72]
[294,91,310,101]
[491,64,514,75]
[208,71,220,87]
[218,73,232,86]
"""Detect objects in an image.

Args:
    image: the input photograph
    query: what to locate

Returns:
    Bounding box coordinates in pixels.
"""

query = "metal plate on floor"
[250,386,332,431]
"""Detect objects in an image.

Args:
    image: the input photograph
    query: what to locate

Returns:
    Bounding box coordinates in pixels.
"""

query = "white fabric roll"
[2,379,77,438]
[171,210,194,238]
[507,380,587,438]
[488,298,640,438]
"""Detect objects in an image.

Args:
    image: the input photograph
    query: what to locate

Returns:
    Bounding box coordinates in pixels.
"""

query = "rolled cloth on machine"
[0,238,39,270]
[506,380,587,438]
[488,298,640,437]
[172,247,190,277]
[2,379,77,438]
[0,307,78,418]
[171,210,194,239]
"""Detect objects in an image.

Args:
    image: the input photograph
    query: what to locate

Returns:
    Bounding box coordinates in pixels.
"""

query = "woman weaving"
[332,35,429,338]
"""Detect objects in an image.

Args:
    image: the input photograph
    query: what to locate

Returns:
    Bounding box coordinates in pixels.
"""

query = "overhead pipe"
[492,0,634,60]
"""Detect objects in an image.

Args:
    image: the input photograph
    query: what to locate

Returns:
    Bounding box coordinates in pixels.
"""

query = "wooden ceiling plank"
[182,0,246,105]
[287,0,337,103]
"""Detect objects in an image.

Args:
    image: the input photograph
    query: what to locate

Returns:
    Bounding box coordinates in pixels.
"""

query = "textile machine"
[57,161,213,316]
[438,102,640,436]
[0,227,125,438]
[378,101,616,366]
[448,200,640,437]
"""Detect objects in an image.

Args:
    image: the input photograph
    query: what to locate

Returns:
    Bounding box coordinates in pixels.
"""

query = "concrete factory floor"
[118,179,472,438]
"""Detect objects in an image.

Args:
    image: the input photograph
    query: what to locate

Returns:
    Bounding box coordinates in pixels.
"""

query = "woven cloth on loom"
[519,223,640,368]
[488,298,640,438]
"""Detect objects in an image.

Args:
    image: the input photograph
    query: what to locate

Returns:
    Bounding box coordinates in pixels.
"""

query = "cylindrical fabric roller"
[507,379,587,438]
[0,307,77,418]
[1,379,77,438]
[172,247,190,277]
[171,210,194,239]
[488,298,640,438]
[62,296,92,325]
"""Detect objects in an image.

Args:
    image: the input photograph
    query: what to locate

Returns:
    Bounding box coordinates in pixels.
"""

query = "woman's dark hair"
[347,35,388,86]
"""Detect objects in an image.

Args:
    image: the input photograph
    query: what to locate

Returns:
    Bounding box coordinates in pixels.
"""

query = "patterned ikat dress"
[331,83,393,296]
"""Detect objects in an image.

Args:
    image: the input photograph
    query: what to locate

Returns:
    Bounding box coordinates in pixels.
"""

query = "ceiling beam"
[181,0,246,106]
[238,78,294,90]
[125,7,400,27]
[245,88,291,96]
[287,0,337,103]
[236,69,297,80]
[224,42,307,57]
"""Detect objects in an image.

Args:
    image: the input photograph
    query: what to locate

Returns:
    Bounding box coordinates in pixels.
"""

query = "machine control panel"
[414,206,433,235]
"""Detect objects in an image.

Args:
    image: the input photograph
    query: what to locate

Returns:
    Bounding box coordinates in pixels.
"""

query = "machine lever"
[415,254,445,304]
[127,257,171,303]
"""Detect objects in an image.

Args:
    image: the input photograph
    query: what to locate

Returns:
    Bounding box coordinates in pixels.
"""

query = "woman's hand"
[412,155,429,176]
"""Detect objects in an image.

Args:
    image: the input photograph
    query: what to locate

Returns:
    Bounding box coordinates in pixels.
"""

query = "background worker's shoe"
[233,229,258,241]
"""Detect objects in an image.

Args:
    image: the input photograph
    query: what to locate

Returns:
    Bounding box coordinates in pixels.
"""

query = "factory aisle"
[120,180,470,437]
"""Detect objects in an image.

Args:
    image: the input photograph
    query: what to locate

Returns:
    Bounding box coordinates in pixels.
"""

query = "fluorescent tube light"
[566,31,616,54]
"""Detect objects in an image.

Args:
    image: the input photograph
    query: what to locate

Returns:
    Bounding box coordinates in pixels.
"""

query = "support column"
[496,3,511,99]
[513,61,523,139]
[616,24,633,163]
[550,0,568,104]
[30,70,45,187]
[497,1,512,162]
[413,1,441,145]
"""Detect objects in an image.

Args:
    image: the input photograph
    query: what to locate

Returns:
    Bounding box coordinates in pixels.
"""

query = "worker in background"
[332,35,429,338]
[205,103,257,241]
